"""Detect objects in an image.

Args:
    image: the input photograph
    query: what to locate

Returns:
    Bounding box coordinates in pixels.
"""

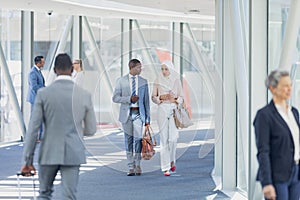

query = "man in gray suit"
[21,53,97,199]
[112,59,150,176]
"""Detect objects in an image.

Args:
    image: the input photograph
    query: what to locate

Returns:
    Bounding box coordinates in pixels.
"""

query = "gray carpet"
[0,129,230,200]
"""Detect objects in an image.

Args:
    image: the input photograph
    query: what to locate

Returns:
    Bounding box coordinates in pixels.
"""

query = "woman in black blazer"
[254,70,300,200]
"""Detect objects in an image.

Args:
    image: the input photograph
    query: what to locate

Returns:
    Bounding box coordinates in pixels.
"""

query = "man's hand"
[263,184,276,200]
[131,95,139,103]
[20,165,36,177]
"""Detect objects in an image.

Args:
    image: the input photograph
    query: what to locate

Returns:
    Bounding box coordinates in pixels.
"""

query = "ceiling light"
[187,9,201,14]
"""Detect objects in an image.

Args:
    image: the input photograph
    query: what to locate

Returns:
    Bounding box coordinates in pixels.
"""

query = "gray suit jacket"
[23,78,97,166]
[112,74,150,124]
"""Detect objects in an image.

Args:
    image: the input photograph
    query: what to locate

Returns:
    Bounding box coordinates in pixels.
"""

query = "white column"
[21,11,33,133]
[72,16,81,59]
[172,22,181,73]
[214,0,223,178]
[278,0,300,70]
[249,0,267,199]
[229,0,250,191]
[222,0,237,191]
[121,19,130,75]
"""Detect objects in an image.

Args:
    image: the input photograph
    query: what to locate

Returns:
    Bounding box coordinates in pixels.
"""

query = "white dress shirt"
[275,104,300,162]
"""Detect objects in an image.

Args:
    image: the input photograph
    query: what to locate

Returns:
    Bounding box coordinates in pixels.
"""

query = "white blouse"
[151,77,184,105]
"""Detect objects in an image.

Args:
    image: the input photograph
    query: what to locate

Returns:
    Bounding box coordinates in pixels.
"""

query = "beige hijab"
[157,60,179,94]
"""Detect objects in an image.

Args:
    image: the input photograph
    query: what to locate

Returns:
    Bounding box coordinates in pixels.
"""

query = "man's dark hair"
[54,53,72,71]
[129,59,141,69]
[34,56,44,64]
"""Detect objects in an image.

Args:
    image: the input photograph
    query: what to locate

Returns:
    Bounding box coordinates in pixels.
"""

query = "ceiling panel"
[108,0,215,15]
[0,0,214,23]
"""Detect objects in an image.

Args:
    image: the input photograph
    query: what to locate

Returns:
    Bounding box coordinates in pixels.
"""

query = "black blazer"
[253,100,300,187]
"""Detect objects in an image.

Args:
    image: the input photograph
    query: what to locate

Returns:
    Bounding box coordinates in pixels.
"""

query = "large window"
[0,10,22,142]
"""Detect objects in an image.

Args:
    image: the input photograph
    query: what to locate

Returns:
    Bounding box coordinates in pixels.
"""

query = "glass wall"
[268,1,288,72]
[0,11,217,160]
[236,0,249,193]
[34,12,70,70]
[82,17,122,124]
[0,10,22,142]
[268,1,300,111]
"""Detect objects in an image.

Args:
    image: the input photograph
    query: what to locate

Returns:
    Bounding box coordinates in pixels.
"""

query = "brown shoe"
[135,166,142,176]
[127,169,135,176]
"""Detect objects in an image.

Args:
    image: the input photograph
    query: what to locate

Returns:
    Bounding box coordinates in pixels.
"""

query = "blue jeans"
[272,163,300,200]
[122,110,143,169]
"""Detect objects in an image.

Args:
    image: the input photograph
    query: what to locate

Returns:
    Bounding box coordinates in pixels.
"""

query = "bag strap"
[143,126,157,146]
[148,126,157,146]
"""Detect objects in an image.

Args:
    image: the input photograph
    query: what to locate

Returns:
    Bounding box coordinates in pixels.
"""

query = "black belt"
[130,107,139,111]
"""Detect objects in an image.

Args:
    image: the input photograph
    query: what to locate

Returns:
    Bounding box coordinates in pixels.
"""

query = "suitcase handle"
[17,171,36,200]
[17,171,35,176]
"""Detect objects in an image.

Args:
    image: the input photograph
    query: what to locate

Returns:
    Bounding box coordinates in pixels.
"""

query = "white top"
[152,78,183,106]
[129,74,139,107]
[72,71,84,85]
[275,104,300,161]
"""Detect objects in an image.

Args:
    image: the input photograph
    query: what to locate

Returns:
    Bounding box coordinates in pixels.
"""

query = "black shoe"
[135,166,142,176]
[127,169,135,176]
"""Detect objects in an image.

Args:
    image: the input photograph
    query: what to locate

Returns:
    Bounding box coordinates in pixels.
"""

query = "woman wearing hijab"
[152,61,184,176]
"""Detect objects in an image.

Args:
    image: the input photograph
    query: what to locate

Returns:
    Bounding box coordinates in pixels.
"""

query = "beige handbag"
[173,103,193,129]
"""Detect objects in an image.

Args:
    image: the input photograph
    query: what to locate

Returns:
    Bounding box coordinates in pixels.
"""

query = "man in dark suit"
[112,59,150,176]
[21,53,97,199]
[26,55,45,141]
[254,70,300,200]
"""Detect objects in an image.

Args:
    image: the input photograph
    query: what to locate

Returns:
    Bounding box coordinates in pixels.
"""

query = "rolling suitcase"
[17,172,37,200]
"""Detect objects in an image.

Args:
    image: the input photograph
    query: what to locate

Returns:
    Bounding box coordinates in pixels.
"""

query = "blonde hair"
[74,59,83,71]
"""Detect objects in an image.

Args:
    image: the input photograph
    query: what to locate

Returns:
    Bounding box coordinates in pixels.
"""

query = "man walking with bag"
[112,59,150,176]
[21,53,97,199]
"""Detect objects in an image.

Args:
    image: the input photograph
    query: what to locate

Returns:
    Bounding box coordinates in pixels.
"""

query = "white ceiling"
[109,0,215,15]
[0,0,215,23]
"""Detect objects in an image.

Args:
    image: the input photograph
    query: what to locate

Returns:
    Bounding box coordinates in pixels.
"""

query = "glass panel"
[0,10,22,142]
[268,1,289,72]
[34,12,70,70]
[236,0,249,193]
[180,23,216,166]
[83,17,122,124]
[181,23,215,122]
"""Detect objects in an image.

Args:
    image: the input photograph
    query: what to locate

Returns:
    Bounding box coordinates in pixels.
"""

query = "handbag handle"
[143,126,157,146]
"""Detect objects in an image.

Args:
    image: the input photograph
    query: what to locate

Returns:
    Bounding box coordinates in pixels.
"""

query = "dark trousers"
[271,164,300,200]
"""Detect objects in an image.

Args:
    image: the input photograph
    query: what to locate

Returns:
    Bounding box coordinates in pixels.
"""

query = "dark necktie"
[132,76,136,96]
[39,70,45,85]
